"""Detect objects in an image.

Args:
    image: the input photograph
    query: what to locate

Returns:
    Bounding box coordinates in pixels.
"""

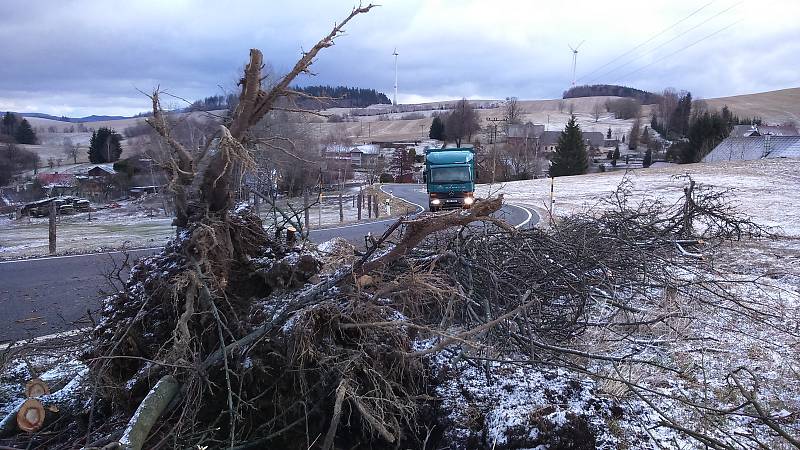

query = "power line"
[586,2,742,84]
[577,1,713,82]
[616,19,742,81]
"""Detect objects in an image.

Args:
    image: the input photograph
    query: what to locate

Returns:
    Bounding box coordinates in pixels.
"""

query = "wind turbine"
[569,40,585,87]
[392,48,399,107]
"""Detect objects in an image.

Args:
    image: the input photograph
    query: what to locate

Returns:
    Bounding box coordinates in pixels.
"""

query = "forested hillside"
[564,84,660,104]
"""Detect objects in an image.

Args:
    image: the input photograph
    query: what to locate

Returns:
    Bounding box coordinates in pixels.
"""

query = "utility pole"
[392,48,399,108]
[303,188,310,232]
[141,158,168,216]
[486,118,504,144]
[318,168,323,227]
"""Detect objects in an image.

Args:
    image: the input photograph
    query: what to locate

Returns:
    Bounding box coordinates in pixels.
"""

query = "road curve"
[0,184,538,343]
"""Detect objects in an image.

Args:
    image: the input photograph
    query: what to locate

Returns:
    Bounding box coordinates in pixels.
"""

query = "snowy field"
[480,157,800,237]
[464,157,800,448]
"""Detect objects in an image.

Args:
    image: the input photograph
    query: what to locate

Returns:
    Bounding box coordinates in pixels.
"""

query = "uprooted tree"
[0,4,503,449]
[3,5,800,450]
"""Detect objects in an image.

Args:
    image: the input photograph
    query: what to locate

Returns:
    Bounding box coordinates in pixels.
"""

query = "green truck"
[424,147,476,211]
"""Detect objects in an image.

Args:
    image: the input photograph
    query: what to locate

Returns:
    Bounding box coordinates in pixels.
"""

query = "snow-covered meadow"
[482,157,800,237]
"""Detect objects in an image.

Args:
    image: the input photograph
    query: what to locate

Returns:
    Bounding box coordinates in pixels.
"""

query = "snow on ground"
[430,354,675,449]
[456,157,800,448]
[0,187,411,259]
[479,157,800,237]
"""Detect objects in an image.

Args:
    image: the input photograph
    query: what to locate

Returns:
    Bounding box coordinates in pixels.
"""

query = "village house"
[703,135,800,162]
[730,123,799,137]
[349,144,381,169]
[76,164,117,199]
[36,172,77,197]
[507,123,545,147]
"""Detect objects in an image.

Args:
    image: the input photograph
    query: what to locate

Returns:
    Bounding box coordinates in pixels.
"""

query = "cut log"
[25,378,50,398]
[117,375,180,450]
[0,365,89,439]
[16,398,48,433]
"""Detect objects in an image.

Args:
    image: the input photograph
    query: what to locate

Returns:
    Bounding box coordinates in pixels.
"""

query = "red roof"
[37,173,77,187]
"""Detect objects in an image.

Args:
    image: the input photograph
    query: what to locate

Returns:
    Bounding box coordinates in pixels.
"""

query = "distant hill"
[19,112,131,123]
[703,87,800,124]
[563,84,660,105]
[292,85,391,109]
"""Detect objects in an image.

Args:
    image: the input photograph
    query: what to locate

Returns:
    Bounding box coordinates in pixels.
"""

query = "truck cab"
[424,148,476,211]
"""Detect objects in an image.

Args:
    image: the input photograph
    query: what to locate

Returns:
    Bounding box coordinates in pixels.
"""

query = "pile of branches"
[0,1,794,444]
[3,172,795,448]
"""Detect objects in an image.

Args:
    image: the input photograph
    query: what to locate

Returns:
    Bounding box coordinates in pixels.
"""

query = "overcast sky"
[1,0,798,117]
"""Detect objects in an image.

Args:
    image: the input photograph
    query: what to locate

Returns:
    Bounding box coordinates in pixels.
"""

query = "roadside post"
[549,177,555,225]
[48,201,56,255]
[357,189,363,220]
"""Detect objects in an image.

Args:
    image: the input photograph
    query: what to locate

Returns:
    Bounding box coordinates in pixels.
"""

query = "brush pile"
[5,176,797,450]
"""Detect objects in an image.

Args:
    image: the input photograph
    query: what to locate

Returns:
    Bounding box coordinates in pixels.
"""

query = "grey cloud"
[0,0,798,116]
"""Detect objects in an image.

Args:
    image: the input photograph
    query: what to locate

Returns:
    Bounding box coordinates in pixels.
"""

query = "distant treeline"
[291,85,391,108]
[179,86,391,113]
[564,84,661,105]
[186,94,238,112]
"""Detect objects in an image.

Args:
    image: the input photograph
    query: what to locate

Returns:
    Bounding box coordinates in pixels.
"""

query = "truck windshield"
[430,167,471,183]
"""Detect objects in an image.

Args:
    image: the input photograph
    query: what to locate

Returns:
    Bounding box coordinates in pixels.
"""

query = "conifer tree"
[2,112,19,137]
[88,127,123,163]
[550,115,588,177]
[628,118,641,150]
[429,116,446,141]
[14,118,38,144]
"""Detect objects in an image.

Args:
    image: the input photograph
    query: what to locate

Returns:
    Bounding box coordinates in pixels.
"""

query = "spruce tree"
[429,116,445,141]
[550,115,588,177]
[14,119,38,144]
[88,127,123,163]
[628,118,640,150]
[2,112,19,136]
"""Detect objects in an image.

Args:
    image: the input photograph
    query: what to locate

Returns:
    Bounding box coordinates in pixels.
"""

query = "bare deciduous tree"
[503,96,525,130]
[62,137,79,164]
[592,102,602,122]
[445,98,481,147]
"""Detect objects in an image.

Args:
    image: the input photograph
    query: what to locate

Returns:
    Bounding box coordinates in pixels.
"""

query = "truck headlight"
[463,196,474,206]
[431,199,441,205]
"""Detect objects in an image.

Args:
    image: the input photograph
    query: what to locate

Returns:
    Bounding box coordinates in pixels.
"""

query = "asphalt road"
[0,184,537,343]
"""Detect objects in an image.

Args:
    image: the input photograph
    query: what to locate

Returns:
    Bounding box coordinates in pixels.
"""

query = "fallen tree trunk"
[355,196,506,275]
[117,375,180,450]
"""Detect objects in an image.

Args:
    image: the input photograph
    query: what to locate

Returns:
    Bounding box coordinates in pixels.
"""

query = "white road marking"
[312,217,398,231]
[0,247,164,265]
[0,327,91,351]
[378,184,426,214]
[507,203,535,228]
